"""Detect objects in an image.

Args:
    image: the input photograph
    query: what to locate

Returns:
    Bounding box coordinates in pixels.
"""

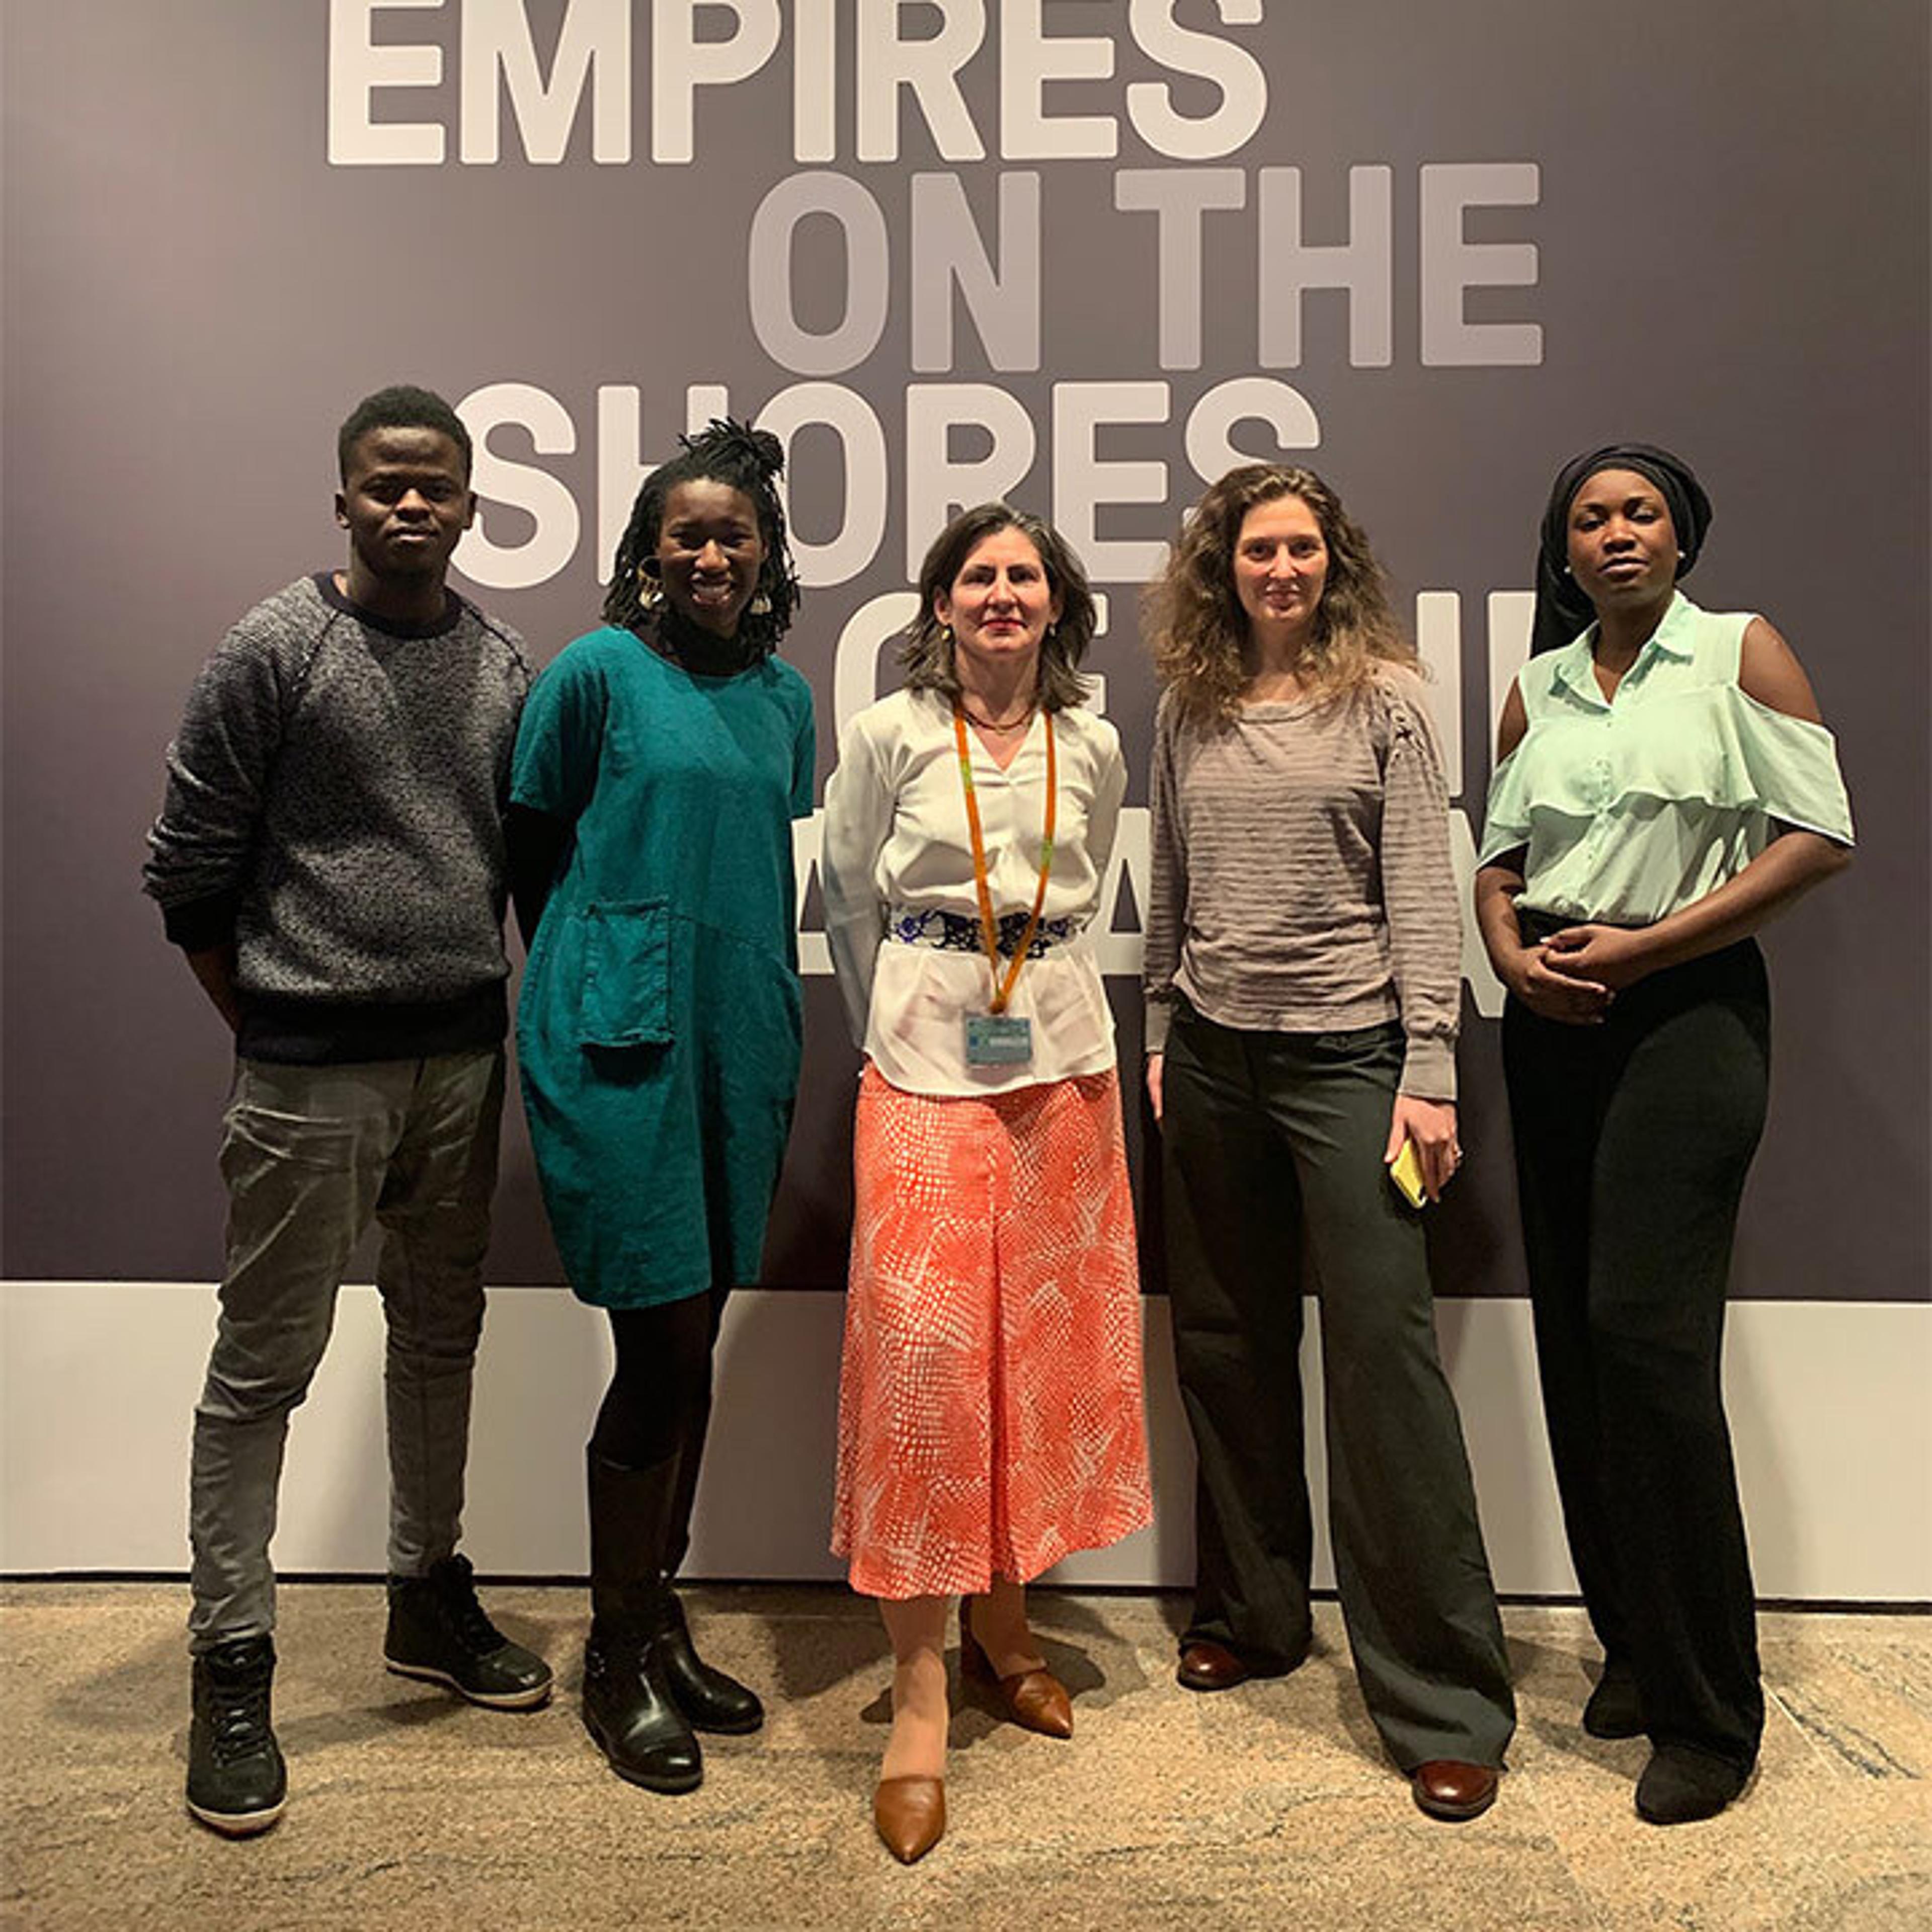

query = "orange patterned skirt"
[832,1064,1153,1599]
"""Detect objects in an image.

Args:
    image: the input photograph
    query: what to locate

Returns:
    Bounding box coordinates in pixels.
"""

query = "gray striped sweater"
[1143,667,1462,1099]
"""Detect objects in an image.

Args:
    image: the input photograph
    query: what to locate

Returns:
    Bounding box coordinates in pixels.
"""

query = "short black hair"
[603,419,801,658]
[337,384,473,482]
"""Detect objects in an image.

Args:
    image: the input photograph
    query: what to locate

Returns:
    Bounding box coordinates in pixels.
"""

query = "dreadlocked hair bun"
[684,418,785,481]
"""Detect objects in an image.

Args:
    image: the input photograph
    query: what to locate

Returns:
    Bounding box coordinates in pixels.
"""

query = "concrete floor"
[2,1583,1927,1930]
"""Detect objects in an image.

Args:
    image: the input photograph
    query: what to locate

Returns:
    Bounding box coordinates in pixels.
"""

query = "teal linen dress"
[512,624,816,1308]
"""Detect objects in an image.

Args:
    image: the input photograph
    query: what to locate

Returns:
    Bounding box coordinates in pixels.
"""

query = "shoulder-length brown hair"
[900,503,1098,713]
[1146,464,1414,724]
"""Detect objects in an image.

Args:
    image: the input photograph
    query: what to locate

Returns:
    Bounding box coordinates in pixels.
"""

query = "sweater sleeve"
[141,622,289,949]
[1140,692,1185,1056]
[1380,677,1462,1100]
[820,713,892,1050]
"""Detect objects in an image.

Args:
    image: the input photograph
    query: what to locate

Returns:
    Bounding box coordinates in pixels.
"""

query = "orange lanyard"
[952,701,1056,1014]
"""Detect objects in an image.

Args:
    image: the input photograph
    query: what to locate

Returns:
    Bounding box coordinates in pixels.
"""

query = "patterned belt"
[886,906,1078,961]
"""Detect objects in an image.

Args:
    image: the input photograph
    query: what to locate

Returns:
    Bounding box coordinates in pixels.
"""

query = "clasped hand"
[1510,923,1656,1024]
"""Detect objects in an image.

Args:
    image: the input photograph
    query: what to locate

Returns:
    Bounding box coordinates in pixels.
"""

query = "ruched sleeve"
[1377,676,1462,1100]
[1140,691,1186,1056]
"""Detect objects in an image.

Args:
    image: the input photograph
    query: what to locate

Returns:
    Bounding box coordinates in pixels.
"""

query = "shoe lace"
[205,1657,274,1765]
[435,1559,507,1657]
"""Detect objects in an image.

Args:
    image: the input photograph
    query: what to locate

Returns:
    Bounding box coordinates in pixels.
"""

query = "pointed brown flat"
[960,1622,1074,1739]
[873,1774,946,1863]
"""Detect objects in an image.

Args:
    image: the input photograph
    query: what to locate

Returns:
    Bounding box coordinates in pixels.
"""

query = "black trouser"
[590,1287,730,1576]
[1503,936,1769,1774]
[1163,1007,1515,1772]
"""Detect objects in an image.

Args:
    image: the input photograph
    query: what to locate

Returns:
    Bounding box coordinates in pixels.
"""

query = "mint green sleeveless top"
[1479,593,1854,924]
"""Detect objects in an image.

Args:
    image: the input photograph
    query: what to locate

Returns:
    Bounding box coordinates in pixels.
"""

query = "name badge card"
[964,1014,1033,1065]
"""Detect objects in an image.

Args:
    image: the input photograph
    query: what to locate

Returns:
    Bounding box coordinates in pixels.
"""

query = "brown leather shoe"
[1411,1759,1499,1822]
[1176,1638,1250,1691]
[960,1621,1074,1738]
[873,1775,946,1863]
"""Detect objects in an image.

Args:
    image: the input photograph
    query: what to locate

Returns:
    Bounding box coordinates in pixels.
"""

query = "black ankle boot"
[658,1589,763,1734]
[583,1452,703,1794]
[186,1636,286,1836]
[385,1555,552,1709]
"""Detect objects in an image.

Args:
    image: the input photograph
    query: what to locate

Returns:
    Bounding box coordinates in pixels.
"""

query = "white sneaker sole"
[187,1794,285,1837]
[383,1656,552,1709]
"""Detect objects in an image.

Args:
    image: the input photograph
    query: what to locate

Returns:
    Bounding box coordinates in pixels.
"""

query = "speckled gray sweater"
[143,574,531,1062]
[1142,667,1463,1099]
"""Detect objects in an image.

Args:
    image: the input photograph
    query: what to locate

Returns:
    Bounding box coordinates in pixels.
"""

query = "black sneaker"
[384,1554,552,1709]
[186,1636,286,1836]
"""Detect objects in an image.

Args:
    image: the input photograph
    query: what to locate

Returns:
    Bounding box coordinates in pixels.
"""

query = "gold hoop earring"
[637,566,662,609]
[750,591,772,616]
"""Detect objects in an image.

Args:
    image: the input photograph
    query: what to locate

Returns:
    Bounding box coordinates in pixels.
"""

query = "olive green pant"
[1162,1007,1515,1770]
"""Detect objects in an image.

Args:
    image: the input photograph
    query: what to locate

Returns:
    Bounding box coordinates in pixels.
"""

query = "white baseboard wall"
[3,1283,1927,1600]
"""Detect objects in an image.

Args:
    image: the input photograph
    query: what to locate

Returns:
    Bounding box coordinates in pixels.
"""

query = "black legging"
[589,1286,730,1574]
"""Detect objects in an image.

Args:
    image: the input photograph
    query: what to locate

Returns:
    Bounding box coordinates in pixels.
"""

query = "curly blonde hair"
[1146,464,1414,723]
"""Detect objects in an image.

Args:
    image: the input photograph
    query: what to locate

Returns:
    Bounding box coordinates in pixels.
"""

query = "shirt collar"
[1549,590,1696,706]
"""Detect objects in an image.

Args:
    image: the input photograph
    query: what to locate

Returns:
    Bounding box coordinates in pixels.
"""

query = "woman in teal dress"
[507,421,815,1796]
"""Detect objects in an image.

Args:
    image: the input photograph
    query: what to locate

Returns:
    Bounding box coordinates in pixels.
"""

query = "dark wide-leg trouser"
[188,1050,505,1651]
[1503,940,1768,1775]
[1163,1007,1515,1772]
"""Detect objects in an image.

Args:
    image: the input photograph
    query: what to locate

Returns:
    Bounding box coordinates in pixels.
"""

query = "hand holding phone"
[1389,1138,1427,1210]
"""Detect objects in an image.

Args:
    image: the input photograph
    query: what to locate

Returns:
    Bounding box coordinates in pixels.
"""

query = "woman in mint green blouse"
[1475,444,1852,1827]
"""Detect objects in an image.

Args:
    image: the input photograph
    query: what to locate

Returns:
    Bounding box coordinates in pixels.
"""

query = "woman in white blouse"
[821,504,1152,1864]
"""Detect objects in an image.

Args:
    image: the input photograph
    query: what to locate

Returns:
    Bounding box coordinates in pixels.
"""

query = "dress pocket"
[577,901,673,1048]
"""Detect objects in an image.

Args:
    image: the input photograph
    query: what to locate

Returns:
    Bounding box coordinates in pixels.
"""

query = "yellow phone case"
[1390,1139,1427,1209]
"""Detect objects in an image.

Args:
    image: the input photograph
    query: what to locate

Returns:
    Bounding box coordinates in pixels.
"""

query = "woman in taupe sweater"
[1143,463,1514,1821]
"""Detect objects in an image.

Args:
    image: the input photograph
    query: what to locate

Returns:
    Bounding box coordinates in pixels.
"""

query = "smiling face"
[1232,493,1330,642]
[335,426,474,586]
[934,524,1062,683]
[650,478,767,637]
[1565,467,1679,615]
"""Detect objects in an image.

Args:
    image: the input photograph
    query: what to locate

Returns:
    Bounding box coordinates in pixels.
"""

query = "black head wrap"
[1531,442,1713,654]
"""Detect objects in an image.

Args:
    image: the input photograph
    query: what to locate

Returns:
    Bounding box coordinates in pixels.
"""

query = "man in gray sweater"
[143,384,551,1836]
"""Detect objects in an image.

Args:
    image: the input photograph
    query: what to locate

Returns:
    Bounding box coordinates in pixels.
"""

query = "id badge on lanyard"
[953,703,1056,1070]
[964,1012,1034,1065]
